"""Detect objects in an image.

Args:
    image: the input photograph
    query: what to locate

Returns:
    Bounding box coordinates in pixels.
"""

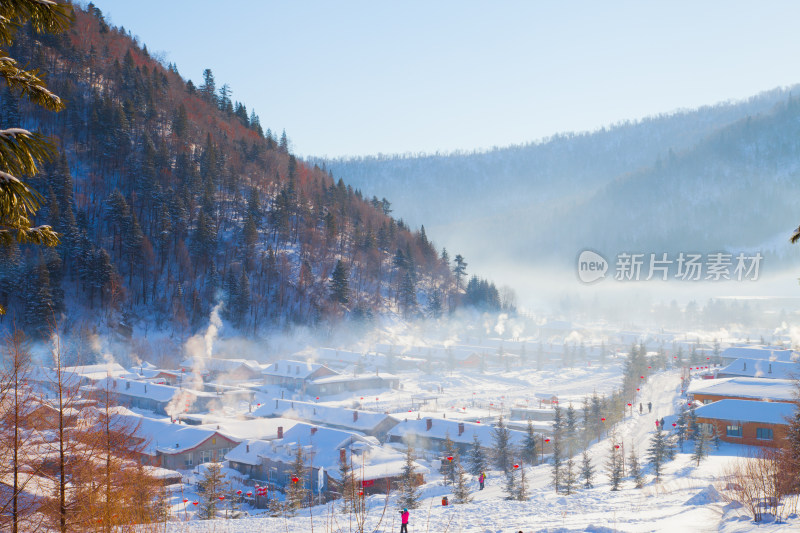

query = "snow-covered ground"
[155,365,799,532]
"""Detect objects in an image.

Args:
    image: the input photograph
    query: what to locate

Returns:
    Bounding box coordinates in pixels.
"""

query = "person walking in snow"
[648,401,652,413]
[639,403,643,414]
[400,508,410,533]
[479,471,486,490]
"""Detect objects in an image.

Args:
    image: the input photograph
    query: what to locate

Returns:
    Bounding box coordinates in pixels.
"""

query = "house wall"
[158,434,240,470]
[696,416,788,448]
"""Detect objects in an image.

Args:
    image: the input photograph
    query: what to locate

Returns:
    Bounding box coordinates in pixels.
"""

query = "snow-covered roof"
[197,417,298,441]
[718,358,799,380]
[225,438,273,466]
[387,417,529,446]
[310,372,399,385]
[179,356,262,374]
[112,411,239,455]
[93,376,215,403]
[262,359,336,379]
[63,363,129,380]
[251,398,396,432]
[694,399,797,425]
[688,377,796,402]
[720,346,798,363]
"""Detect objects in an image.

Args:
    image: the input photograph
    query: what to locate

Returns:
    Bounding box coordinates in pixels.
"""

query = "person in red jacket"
[479,471,486,490]
[400,508,409,533]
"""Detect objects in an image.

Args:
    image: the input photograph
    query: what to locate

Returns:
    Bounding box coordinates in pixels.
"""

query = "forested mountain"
[0,4,504,340]
[321,86,800,267]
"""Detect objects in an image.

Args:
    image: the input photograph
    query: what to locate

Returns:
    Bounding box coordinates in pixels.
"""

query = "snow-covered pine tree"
[628,448,643,488]
[522,419,538,465]
[606,440,622,491]
[688,407,698,439]
[580,450,594,488]
[452,462,472,504]
[286,445,308,515]
[503,463,518,500]
[551,436,562,493]
[398,444,421,509]
[563,458,577,495]
[198,463,228,520]
[440,432,458,485]
[492,415,511,473]
[565,403,577,456]
[676,403,688,451]
[517,464,528,501]
[467,434,486,475]
[692,427,707,466]
[647,425,667,480]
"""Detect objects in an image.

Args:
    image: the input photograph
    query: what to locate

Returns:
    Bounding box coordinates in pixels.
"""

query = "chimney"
[458,422,465,436]
[353,411,358,422]
[144,384,147,393]
[311,427,317,435]
[768,363,772,374]
[426,418,433,431]
[340,448,346,462]
[275,399,279,408]
[246,444,250,453]
[277,426,283,439]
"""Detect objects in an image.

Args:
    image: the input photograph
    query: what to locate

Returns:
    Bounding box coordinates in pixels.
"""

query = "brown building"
[694,399,795,448]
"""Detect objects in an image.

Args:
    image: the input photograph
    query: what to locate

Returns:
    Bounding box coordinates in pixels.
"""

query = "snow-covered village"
[2,1,800,532]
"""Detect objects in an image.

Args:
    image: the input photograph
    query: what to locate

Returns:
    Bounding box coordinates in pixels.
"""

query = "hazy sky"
[91,0,800,158]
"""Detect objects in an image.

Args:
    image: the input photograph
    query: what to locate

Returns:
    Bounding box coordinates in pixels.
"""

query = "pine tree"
[647,426,668,480]
[492,415,511,473]
[516,464,528,501]
[397,444,421,511]
[503,463,517,500]
[330,259,349,304]
[453,254,467,291]
[25,260,54,338]
[628,448,643,488]
[676,402,688,451]
[0,0,70,315]
[521,419,538,465]
[198,463,228,520]
[286,445,308,514]
[563,458,577,495]
[551,437,562,493]
[692,427,707,467]
[565,403,577,456]
[451,462,472,504]
[580,450,594,488]
[606,440,623,491]
[467,434,486,475]
[440,433,458,485]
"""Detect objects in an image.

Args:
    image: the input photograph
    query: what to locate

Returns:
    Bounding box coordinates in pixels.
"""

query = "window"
[756,427,773,440]
[184,454,193,467]
[726,424,742,437]
[201,450,212,463]
[702,399,713,405]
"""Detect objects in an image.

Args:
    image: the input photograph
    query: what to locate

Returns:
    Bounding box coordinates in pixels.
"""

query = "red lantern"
[545,438,550,443]
[447,456,453,461]
[360,397,364,400]
[648,366,651,369]
[291,476,299,483]
[640,376,644,379]
[219,496,225,501]
[513,464,519,469]
[316,396,319,400]
[359,491,364,496]
[183,498,188,503]
[601,417,606,422]
[615,445,620,449]
[375,397,379,401]
[237,490,242,495]
[636,388,640,391]
[706,357,710,360]
[672,423,677,427]
[246,492,252,497]
[476,420,481,424]
[193,501,199,506]
[627,403,632,407]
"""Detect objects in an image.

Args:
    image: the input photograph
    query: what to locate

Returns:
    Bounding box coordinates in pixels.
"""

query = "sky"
[90,0,800,159]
